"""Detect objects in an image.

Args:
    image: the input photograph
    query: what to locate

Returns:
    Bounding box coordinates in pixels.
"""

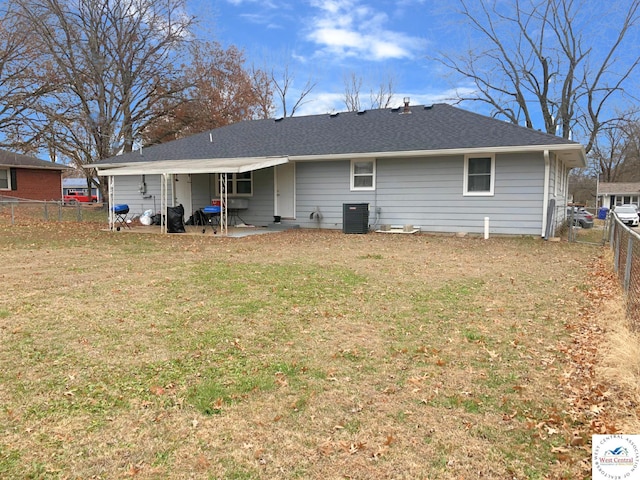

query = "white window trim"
[463,154,495,196]
[214,172,253,197]
[0,168,10,190]
[350,158,376,191]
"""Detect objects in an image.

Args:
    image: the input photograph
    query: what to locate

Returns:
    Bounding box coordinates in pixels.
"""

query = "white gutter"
[542,150,550,237]
[289,144,587,167]
[88,143,587,173]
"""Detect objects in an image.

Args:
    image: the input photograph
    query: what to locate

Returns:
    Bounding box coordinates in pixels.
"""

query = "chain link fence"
[566,206,609,245]
[0,197,107,225]
[609,212,640,327]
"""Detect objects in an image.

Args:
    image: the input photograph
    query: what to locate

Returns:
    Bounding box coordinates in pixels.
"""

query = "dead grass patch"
[0,223,632,479]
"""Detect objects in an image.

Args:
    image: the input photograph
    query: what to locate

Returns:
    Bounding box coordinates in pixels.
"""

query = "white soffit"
[95,156,289,176]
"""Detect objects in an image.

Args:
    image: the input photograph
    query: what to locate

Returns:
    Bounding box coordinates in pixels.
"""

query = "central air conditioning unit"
[343,203,369,234]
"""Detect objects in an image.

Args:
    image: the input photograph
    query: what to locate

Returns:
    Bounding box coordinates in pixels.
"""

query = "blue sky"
[191,0,467,116]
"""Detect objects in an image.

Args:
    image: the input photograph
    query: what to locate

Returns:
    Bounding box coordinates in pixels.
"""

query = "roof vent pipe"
[402,97,411,114]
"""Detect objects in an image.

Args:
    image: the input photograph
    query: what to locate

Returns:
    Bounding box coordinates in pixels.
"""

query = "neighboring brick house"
[0,149,69,201]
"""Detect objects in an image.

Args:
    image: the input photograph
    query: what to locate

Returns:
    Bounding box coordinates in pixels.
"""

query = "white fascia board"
[290,144,586,167]
[93,156,289,176]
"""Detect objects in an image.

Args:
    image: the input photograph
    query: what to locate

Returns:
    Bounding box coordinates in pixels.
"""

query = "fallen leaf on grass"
[318,442,334,456]
[195,454,210,470]
[126,465,141,476]
[149,385,165,396]
[341,442,366,455]
[570,434,585,446]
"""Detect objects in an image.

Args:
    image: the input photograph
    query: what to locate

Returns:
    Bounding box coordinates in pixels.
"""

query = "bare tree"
[270,62,317,118]
[10,0,195,197]
[369,75,395,110]
[568,170,597,206]
[437,0,640,154]
[343,72,362,112]
[618,120,640,181]
[343,70,395,111]
[589,124,628,182]
[589,117,640,182]
[0,0,54,148]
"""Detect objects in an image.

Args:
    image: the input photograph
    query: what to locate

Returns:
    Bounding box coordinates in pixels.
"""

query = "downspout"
[541,150,550,238]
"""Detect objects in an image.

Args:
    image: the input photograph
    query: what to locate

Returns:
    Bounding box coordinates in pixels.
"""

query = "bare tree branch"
[343,72,362,112]
[436,0,640,160]
[11,0,195,172]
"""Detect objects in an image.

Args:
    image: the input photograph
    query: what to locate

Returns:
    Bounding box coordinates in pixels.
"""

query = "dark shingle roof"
[95,103,582,166]
[0,149,69,170]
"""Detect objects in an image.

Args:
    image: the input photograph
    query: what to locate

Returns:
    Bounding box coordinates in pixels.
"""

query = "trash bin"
[598,207,609,220]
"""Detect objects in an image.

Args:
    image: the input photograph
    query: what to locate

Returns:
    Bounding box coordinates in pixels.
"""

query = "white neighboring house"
[597,182,640,209]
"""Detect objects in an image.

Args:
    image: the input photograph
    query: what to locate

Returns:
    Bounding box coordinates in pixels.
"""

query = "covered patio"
[93,156,289,236]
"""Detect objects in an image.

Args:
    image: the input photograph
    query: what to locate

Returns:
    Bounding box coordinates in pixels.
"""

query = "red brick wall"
[3,168,63,201]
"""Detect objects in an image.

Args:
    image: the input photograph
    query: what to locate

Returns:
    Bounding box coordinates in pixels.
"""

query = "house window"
[0,169,9,190]
[351,159,375,191]
[464,155,494,196]
[215,172,253,197]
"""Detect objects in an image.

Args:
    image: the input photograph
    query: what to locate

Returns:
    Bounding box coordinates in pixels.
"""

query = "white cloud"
[294,92,345,116]
[294,86,475,117]
[225,0,281,9]
[305,0,425,61]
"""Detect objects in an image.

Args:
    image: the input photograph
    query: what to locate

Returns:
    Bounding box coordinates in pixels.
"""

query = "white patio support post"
[219,173,228,236]
[108,175,115,230]
[541,150,550,238]
[160,173,168,234]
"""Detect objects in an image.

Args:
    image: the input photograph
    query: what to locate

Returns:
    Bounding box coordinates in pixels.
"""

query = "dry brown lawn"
[0,222,635,479]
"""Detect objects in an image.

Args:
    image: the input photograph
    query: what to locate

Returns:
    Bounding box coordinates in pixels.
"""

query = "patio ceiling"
[94,156,289,176]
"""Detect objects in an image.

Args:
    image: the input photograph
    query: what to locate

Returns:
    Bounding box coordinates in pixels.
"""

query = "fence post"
[76,203,82,222]
[58,202,63,221]
[11,203,15,225]
[610,216,615,246]
[569,208,575,242]
[625,235,634,292]
[614,225,621,273]
[43,201,49,221]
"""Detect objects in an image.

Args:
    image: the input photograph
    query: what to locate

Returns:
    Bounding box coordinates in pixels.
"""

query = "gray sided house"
[90,103,586,237]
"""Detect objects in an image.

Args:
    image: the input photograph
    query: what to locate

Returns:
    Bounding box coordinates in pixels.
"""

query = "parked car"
[63,191,98,204]
[613,204,640,227]
[567,206,594,229]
